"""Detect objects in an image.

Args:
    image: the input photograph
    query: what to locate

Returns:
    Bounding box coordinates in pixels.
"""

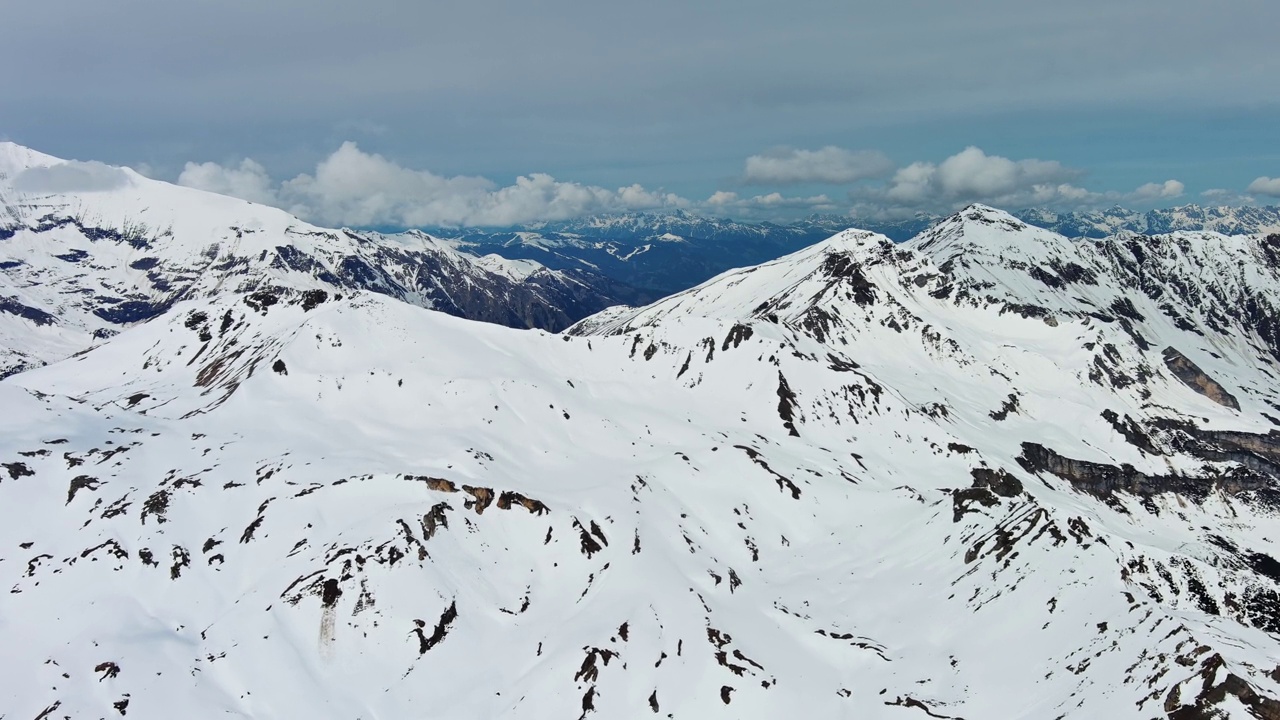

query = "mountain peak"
[905,202,1059,259]
[955,203,1030,226]
[0,141,62,177]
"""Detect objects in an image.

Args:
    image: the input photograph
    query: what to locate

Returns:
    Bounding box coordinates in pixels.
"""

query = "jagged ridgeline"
[3,141,1280,718]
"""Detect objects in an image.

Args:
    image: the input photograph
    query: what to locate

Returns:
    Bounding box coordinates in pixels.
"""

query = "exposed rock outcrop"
[1162,347,1240,410]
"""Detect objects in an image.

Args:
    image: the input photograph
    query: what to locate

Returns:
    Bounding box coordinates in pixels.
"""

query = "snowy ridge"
[4,184,1280,720]
[0,141,61,178]
[1020,205,1280,239]
[472,253,548,281]
[0,143,643,378]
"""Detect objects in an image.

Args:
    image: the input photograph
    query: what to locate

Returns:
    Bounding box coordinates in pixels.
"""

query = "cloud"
[744,146,892,185]
[853,146,1094,219]
[705,190,739,206]
[7,1,1278,179]
[13,161,132,193]
[171,141,1255,227]
[1133,179,1185,199]
[179,158,277,205]
[1247,177,1280,198]
[749,192,833,208]
[702,189,836,216]
[4,0,1278,220]
[1200,187,1256,205]
[179,142,688,227]
[844,146,1204,219]
[883,147,1079,205]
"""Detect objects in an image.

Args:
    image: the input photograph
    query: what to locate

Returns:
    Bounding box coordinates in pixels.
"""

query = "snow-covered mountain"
[4,200,1280,718]
[842,204,1280,241]
[0,142,646,378]
[1017,205,1280,239]
[451,205,1280,299]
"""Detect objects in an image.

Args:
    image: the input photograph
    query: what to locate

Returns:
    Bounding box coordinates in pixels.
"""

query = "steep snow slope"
[0,142,640,378]
[4,206,1280,718]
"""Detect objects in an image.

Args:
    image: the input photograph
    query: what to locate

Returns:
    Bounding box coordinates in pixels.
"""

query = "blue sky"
[3,0,1278,226]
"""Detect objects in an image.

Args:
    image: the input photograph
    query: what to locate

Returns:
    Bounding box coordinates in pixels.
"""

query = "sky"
[3,0,1279,226]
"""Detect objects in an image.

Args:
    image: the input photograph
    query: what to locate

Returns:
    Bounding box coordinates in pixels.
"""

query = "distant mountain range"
[448,204,1280,296]
[1016,204,1280,238]
[446,211,826,297]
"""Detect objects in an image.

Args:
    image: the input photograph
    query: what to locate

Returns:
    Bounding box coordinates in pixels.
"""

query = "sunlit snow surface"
[0,142,632,380]
[2,167,1280,716]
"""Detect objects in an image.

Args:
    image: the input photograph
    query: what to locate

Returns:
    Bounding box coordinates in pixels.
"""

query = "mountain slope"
[3,205,1280,718]
[0,142,644,378]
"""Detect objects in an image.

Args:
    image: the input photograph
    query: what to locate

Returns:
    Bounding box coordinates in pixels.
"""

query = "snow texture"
[3,145,1280,719]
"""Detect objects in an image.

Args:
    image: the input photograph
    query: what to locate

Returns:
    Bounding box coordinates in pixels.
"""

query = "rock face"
[1162,346,1241,409]
[1016,440,1279,504]
[4,199,1280,719]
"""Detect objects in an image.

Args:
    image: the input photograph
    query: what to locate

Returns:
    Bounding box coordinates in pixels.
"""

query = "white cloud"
[744,146,892,185]
[705,190,739,206]
[179,158,277,205]
[1200,187,1255,205]
[1032,183,1096,204]
[700,189,837,217]
[178,142,688,227]
[1133,179,1185,200]
[173,142,1255,227]
[1247,177,1280,198]
[848,147,1204,219]
[13,161,132,193]
[752,192,786,206]
[883,146,1079,205]
[750,192,832,208]
[617,183,684,210]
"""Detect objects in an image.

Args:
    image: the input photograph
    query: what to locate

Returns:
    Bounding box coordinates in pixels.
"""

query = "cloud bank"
[844,146,1188,219]
[176,142,1254,226]
[179,142,687,227]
